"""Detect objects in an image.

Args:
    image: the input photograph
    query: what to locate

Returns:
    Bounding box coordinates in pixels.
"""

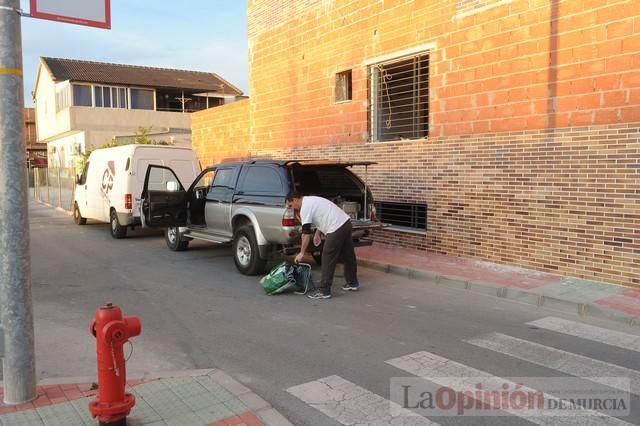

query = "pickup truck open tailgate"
[350,219,390,248]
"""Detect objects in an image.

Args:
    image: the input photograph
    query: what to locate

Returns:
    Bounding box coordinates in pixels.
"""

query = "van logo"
[101,161,116,193]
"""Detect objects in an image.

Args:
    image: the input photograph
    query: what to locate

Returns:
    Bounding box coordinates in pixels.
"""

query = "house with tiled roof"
[33,57,244,169]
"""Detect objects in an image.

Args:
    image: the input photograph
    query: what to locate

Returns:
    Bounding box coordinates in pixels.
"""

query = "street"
[30,201,640,425]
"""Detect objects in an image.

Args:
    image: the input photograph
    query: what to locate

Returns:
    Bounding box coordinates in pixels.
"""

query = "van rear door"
[141,165,188,227]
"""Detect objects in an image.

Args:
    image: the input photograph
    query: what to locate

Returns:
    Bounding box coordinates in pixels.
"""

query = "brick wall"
[191,0,640,286]
[246,124,640,287]
[192,99,250,166]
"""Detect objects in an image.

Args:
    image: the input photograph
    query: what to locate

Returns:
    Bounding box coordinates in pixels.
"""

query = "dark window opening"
[335,70,352,102]
[293,167,362,198]
[155,89,224,112]
[370,53,429,142]
[375,201,427,230]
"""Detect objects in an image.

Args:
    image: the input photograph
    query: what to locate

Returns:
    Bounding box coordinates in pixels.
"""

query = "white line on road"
[286,375,439,425]
[527,317,640,352]
[386,351,632,425]
[466,332,639,395]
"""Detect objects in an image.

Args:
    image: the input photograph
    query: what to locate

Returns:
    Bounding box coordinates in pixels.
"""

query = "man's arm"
[295,233,312,263]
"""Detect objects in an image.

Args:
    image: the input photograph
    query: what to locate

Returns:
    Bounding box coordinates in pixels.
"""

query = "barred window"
[335,70,352,102]
[375,201,427,231]
[370,53,429,142]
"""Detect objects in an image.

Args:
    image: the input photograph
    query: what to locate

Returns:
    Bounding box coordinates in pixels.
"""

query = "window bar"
[371,67,378,142]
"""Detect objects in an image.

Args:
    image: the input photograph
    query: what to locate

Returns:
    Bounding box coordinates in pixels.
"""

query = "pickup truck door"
[141,165,188,227]
[203,166,239,237]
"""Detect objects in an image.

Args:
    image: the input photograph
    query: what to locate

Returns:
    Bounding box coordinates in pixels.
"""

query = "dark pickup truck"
[141,159,386,275]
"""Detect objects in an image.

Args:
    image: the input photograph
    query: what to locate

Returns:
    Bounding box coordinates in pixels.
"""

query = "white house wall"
[71,107,192,148]
[35,70,72,141]
[47,132,85,170]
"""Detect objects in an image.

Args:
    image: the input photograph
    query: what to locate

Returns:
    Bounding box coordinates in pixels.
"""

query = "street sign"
[29,0,111,29]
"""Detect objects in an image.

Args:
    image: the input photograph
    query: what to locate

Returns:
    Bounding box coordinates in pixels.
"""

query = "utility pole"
[0,0,36,404]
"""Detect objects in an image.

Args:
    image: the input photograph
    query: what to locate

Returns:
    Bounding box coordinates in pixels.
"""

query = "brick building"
[192,0,640,286]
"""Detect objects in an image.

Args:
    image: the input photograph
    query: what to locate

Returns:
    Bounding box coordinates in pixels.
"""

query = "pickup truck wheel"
[233,225,266,275]
[73,203,87,225]
[166,226,189,251]
[110,210,127,239]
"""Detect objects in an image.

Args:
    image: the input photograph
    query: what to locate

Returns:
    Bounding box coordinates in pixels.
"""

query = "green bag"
[260,261,314,295]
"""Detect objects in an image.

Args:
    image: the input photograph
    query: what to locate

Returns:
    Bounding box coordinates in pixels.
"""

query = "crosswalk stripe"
[286,375,439,425]
[386,351,632,425]
[527,317,640,352]
[466,332,639,395]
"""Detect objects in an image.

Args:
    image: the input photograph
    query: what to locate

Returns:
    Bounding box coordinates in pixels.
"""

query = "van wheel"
[166,227,189,251]
[232,225,266,275]
[110,210,127,239]
[73,203,87,225]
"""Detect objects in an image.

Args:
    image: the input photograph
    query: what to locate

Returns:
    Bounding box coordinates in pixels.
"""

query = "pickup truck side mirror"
[166,181,179,191]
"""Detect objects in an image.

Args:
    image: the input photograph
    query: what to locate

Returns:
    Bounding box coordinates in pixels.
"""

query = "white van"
[73,144,201,238]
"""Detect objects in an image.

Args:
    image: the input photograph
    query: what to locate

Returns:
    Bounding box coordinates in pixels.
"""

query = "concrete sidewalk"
[357,243,640,326]
[0,370,291,426]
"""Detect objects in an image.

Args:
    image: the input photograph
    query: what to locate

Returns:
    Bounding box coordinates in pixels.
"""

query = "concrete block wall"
[192,99,250,167]
[191,0,640,286]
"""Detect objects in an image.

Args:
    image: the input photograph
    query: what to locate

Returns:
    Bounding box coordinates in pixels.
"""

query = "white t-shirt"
[300,196,350,234]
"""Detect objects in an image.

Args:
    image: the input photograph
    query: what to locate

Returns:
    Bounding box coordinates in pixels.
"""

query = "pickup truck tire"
[73,203,87,225]
[166,226,189,251]
[110,209,127,239]
[233,224,266,275]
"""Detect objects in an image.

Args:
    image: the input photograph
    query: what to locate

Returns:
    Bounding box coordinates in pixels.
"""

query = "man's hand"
[294,252,304,263]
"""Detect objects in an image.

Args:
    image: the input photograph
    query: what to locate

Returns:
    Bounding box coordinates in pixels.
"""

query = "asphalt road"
[28,201,640,425]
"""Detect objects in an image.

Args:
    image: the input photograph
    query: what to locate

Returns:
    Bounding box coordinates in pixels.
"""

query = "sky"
[19,0,249,106]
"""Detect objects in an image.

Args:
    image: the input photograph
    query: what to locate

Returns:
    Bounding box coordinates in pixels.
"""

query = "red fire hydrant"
[88,303,142,426]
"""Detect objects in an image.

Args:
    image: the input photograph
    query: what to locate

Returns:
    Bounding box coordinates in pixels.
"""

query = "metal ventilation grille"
[371,54,429,142]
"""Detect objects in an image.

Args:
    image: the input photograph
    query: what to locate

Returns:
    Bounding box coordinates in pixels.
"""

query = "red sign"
[30,0,111,29]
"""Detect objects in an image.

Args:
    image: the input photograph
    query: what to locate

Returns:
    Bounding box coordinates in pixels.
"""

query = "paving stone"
[161,377,209,400]
[208,371,251,396]
[68,397,94,425]
[181,391,225,412]
[194,377,235,402]
[0,409,43,426]
[165,411,205,426]
[194,402,234,423]
[125,391,163,425]
[36,402,85,426]
[135,388,193,421]
[223,398,248,415]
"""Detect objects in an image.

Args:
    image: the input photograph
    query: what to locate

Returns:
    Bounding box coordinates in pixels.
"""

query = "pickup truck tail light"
[125,193,132,210]
[282,207,296,227]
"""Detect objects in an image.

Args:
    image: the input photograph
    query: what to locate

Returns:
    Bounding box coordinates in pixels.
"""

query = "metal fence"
[29,167,75,212]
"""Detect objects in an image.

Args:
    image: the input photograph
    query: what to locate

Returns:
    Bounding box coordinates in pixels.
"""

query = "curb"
[24,369,292,426]
[358,258,640,327]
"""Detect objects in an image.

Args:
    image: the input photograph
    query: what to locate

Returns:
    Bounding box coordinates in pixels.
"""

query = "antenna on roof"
[175,91,191,113]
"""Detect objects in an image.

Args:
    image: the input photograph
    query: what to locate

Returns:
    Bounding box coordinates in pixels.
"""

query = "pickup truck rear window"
[294,167,361,196]
[238,166,283,193]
